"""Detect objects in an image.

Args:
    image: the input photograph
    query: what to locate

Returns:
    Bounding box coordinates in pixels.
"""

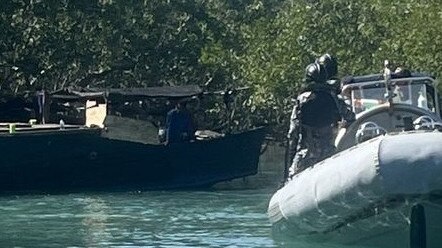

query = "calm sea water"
[0,146,361,248]
[0,189,286,248]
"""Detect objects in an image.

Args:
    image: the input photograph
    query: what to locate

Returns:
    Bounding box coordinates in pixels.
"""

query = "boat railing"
[0,122,88,134]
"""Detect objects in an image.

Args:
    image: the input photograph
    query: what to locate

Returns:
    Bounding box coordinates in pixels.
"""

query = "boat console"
[336,71,441,150]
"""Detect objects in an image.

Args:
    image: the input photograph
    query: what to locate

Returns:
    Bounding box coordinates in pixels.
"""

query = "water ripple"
[0,190,281,247]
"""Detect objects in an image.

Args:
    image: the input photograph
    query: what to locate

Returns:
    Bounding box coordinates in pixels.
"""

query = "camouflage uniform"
[287,86,354,179]
[288,124,336,177]
[334,94,356,128]
[285,58,356,180]
[326,78,356,127]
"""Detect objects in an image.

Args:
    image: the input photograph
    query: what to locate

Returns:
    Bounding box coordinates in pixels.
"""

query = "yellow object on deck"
[9,123,16,134]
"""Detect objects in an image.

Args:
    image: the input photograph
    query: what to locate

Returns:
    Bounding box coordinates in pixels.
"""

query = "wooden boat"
[0,86,266,192]
[268,67,442,247]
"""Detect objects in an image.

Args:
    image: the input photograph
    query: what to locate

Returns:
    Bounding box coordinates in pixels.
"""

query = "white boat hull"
[268,131,442,247]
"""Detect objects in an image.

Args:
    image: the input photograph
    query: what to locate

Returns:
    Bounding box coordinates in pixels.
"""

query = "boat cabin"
[0,89,104,134]
[49,85,232,145]
[50,88,107,127]
[341,73,439,116]
[101,85,203,144]
[336,72,441,151]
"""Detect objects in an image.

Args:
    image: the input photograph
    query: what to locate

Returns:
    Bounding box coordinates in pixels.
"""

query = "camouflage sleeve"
[287,105,300,163]
[288,105,300,139]
[337,97,356,126]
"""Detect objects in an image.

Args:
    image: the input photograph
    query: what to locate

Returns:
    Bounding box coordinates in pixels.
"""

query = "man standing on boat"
[165,99,195,144]
[287,58,353,179]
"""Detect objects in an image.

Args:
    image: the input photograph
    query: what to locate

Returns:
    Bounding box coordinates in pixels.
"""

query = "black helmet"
[318,53,338,79]
[305,62,327,84]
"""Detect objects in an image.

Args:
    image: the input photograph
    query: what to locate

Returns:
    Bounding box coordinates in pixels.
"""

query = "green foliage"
[0,0,441,138]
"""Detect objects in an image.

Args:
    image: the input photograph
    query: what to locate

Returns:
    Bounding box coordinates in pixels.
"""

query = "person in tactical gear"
[286,62,342,179]
[318,54,356,128]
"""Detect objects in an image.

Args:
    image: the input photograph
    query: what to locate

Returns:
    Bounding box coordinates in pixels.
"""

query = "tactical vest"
[296,89,341,128]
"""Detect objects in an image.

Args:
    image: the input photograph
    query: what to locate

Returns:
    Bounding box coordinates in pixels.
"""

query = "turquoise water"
[0,189,369,248]
[0,190,280,247]
[0,147,365,247]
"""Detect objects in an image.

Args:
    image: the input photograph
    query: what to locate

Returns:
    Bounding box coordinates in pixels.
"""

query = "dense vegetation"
[1,0,441,138]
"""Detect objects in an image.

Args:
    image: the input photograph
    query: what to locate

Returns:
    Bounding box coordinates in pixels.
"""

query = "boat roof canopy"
[51,88,105,101]
[106,85,203,100]
[51,85,203,101]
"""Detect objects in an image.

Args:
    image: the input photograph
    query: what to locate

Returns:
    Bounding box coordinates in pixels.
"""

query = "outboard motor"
[355,122,387,143]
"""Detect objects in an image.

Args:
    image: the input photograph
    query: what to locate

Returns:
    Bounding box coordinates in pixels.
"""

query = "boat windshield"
[344,78,437,114]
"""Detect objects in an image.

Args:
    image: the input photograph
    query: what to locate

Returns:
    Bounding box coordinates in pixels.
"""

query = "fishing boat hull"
[0,126,266,192]
[268,131,442,247]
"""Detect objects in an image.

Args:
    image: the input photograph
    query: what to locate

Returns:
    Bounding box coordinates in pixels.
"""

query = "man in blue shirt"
[165,99,195,144]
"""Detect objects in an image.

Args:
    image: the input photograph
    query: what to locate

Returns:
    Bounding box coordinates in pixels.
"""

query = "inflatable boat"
[268,69,442,247]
